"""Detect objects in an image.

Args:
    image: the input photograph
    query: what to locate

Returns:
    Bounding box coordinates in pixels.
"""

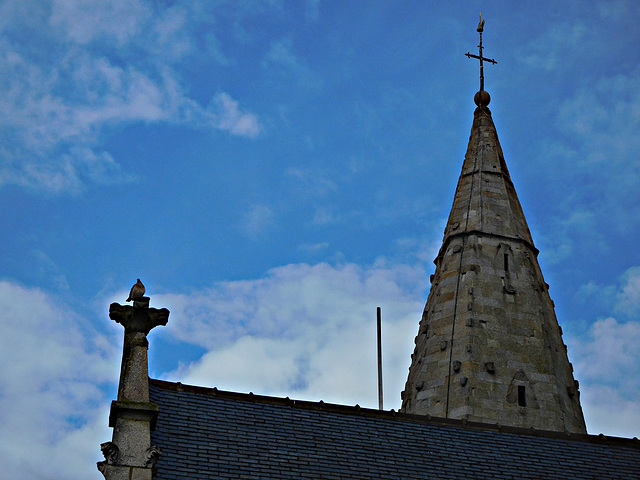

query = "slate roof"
[149,378,640,480]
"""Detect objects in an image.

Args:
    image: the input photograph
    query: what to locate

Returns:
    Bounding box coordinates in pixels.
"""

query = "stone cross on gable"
[465,13,497,92]
[109,297,169,402]
[110,298,169,335]
[99,294,169,480]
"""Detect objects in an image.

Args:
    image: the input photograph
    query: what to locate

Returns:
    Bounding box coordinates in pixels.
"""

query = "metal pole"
[377,306,383,410]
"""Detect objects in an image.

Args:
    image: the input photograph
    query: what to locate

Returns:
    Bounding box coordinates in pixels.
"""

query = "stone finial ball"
[474,90,491,106]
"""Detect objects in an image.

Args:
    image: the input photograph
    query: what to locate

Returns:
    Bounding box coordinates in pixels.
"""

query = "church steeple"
[400,19,586,434]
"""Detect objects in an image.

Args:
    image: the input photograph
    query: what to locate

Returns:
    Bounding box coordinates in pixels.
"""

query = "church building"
[97,19,640,480]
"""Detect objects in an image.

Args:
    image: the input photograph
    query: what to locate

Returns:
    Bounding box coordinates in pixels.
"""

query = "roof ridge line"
[149,378,639,447]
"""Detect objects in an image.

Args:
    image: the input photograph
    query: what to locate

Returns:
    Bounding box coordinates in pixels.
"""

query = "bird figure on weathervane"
[126,278,146,302]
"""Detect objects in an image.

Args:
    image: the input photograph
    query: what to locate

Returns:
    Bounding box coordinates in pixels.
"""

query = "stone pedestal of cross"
[98,296,169,480]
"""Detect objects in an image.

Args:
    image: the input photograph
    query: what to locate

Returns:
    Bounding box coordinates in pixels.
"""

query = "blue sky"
[1,1,640,478]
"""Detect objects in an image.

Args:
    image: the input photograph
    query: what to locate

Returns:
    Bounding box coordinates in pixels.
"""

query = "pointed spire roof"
[400,18,586,434]
[448,13,534,256]
[439,104,537,259]
[401,95,586,432]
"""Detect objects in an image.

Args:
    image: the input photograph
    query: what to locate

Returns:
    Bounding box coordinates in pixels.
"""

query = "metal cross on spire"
[465,13,497,92]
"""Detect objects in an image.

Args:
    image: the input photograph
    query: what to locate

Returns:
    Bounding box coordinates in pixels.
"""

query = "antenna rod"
[377,306,383,410]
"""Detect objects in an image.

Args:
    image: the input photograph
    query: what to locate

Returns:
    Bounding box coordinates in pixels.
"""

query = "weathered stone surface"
[401,103,586,434]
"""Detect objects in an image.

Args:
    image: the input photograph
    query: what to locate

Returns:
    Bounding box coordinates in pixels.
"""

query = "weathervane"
[465,13,497,92]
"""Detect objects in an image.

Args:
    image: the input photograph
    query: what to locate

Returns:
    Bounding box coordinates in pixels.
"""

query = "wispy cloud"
[596,0,636,22]
[263,37,323,90]
[615,266,640,316]
[285,167,338,198]
[519,22,590,71]
[210,92,263,138]
[298,241,330,253]
[304,0,321,23]
[0,0,262,194]
[239,203,275,238]
[533,66,640,263]
[556,69,640,168]
[49,0,152,46]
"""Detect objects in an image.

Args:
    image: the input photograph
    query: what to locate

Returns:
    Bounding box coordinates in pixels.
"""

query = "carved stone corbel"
[145,445,163,467]
[97,441,120,476]
[101,441,120,464]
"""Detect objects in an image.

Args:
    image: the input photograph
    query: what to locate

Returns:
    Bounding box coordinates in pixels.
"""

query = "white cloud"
[580,385,640,438]
[565,266,640,437]
[569,316,640,437]
[0,280,119,480]
[157,261,424,407]
[176,336,305,394]
[572,317,640,386]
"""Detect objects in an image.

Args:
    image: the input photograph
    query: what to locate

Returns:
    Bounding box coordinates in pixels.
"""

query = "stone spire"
[400,20,586,434]
[98,293,169,480]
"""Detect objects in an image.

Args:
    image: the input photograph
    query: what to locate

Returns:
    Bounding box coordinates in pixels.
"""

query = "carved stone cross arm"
[109,299,169,335]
